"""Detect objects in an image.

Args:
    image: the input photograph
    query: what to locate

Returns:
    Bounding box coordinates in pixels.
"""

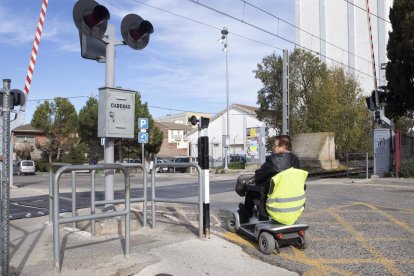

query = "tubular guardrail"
[49,163,72,224]
[90,163,147,234]
[345,152,369,179]
[52,164,131,271]
[151,162,203,238]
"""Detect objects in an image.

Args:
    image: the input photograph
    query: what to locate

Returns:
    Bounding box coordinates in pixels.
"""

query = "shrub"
[34,159,50,172]
[228,162,245,169]
[400,160,414,178]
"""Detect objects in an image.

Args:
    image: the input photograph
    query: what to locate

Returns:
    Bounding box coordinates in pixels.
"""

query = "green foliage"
[78,97,102,162]
[400,160,414,177]
[386,0,414,117]
[228,162,245,169]
[31,98,79,162]
[61,143,89,164]
[255,49,372,155]
[34,159,50,172]
[121,93,163,160]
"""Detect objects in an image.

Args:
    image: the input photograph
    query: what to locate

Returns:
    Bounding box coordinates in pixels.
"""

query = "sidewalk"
[7,208,297,276]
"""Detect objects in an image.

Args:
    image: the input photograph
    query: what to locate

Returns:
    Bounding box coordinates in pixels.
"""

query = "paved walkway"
[7,206,296,276]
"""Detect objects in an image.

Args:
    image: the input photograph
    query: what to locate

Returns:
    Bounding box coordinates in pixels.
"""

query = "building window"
[16,136,35,143]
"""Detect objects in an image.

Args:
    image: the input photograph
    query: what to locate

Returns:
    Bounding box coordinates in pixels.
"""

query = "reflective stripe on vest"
[266,194,306,203]
[267,205,303,213]
[266,168,308,225]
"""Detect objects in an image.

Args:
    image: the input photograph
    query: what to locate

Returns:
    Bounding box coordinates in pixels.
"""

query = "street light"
[219,27,230,170]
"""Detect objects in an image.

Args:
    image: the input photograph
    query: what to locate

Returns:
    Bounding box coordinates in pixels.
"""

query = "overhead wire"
[342,0,391,24]
[131,0,285,52]
[187,0,376,80]
[240,0,373,65]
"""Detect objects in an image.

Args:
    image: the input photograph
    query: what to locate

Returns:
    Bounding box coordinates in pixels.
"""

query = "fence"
[337,152,371,178]
[401,135,414,161]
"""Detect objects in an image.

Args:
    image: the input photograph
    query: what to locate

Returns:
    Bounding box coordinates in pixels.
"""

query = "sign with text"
[138,118,148,129]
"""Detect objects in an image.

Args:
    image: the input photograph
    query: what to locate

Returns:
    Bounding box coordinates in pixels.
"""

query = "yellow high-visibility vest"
[266,168,308,225]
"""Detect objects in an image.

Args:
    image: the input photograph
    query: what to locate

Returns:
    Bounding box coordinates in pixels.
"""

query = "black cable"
[188,0,376,79]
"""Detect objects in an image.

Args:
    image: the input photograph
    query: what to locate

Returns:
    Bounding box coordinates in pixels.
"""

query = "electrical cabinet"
[98,87,135,138]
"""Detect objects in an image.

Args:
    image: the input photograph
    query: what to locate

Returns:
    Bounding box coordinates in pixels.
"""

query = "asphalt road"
[9,172,414,275]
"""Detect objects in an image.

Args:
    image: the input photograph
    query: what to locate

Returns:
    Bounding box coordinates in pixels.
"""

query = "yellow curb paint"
[327,209,404,276]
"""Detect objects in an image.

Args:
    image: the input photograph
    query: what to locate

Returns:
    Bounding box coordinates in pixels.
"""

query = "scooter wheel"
[258,232,275,255]
[300,231,310,249]
[226,215,237,233]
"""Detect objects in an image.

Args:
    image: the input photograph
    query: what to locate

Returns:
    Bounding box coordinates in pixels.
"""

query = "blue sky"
[0,0,296,123]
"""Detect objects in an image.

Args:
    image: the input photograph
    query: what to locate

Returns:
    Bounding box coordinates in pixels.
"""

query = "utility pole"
[282,49,289,135]
[219,27,230,170]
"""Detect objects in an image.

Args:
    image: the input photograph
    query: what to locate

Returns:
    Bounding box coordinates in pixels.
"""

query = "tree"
[254,49,372,155]
[14,143,34,160]
[31,98,78,162]
[77,92,163,163]
[386,0,414,117]
[78,97,101,163]
[121,92,163,162]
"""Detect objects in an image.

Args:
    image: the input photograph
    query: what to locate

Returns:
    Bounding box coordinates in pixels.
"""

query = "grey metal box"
[98,87,135,138]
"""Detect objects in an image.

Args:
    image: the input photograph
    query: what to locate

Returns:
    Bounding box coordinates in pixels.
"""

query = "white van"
[13,160,36,175]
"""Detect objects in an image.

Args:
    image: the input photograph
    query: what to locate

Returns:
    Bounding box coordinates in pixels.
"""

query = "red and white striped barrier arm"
[365,0,378,94]
[24,0,49,95]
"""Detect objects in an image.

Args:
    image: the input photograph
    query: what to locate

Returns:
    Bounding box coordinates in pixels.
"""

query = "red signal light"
[83,5,110,29]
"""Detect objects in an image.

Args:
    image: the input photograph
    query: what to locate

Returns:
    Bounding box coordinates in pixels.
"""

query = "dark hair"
[275,135,292,151]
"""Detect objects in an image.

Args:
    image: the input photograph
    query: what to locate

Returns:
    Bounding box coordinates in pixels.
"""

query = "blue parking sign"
[138,118,148,129]
[138,132,148,143]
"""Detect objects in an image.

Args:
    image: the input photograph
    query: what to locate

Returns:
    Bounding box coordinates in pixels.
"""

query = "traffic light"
[121,14,154,50]
[377,86,388,105]
[188,115,210,129]
[0,89,26,109]
[200,117,210,129]
[73,0,110,38]
[11,89,26,107]
[189,115,198,126]
[365,90,377,112]
[73,0,110,61]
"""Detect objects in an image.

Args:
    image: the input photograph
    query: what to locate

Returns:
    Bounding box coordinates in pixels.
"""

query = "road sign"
[138,118,148,129]
[138,132,148,143]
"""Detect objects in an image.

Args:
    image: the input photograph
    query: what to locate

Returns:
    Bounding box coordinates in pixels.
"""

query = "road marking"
[223,232,257,248]
[327,209,404,276]
[358,202,414,235]
[279,250,354,276]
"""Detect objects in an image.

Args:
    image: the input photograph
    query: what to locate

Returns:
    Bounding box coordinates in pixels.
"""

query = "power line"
[241,0,373,65]
[27,95,93,102]
[188,0,376,80]
[26,94,216,114]
[134,0,380,79]
[131,0,284,51]
[343,0,391,24]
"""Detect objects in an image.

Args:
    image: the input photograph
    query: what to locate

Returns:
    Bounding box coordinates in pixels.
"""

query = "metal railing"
[91,163,148,233]
[345,152,370,179]
[151,162,203,238]
[52,164,131,271]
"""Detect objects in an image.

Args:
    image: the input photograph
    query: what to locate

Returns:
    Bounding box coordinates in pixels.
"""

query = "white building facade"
[186,104,267,162]
[295,0,393,95]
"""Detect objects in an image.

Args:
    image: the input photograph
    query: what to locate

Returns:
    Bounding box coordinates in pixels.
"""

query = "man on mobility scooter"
[227,135,310,255]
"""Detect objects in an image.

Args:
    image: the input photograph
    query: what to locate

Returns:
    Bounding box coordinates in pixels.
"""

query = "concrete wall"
[292,132,339,170]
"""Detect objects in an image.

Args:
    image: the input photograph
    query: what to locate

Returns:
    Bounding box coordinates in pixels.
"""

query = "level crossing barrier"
[151,162,203,238]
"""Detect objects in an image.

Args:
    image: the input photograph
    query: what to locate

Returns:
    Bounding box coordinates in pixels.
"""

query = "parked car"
[122,158,141,164]
[13,160,36,176]
[230,154,247,163]
[155,159,169,173]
